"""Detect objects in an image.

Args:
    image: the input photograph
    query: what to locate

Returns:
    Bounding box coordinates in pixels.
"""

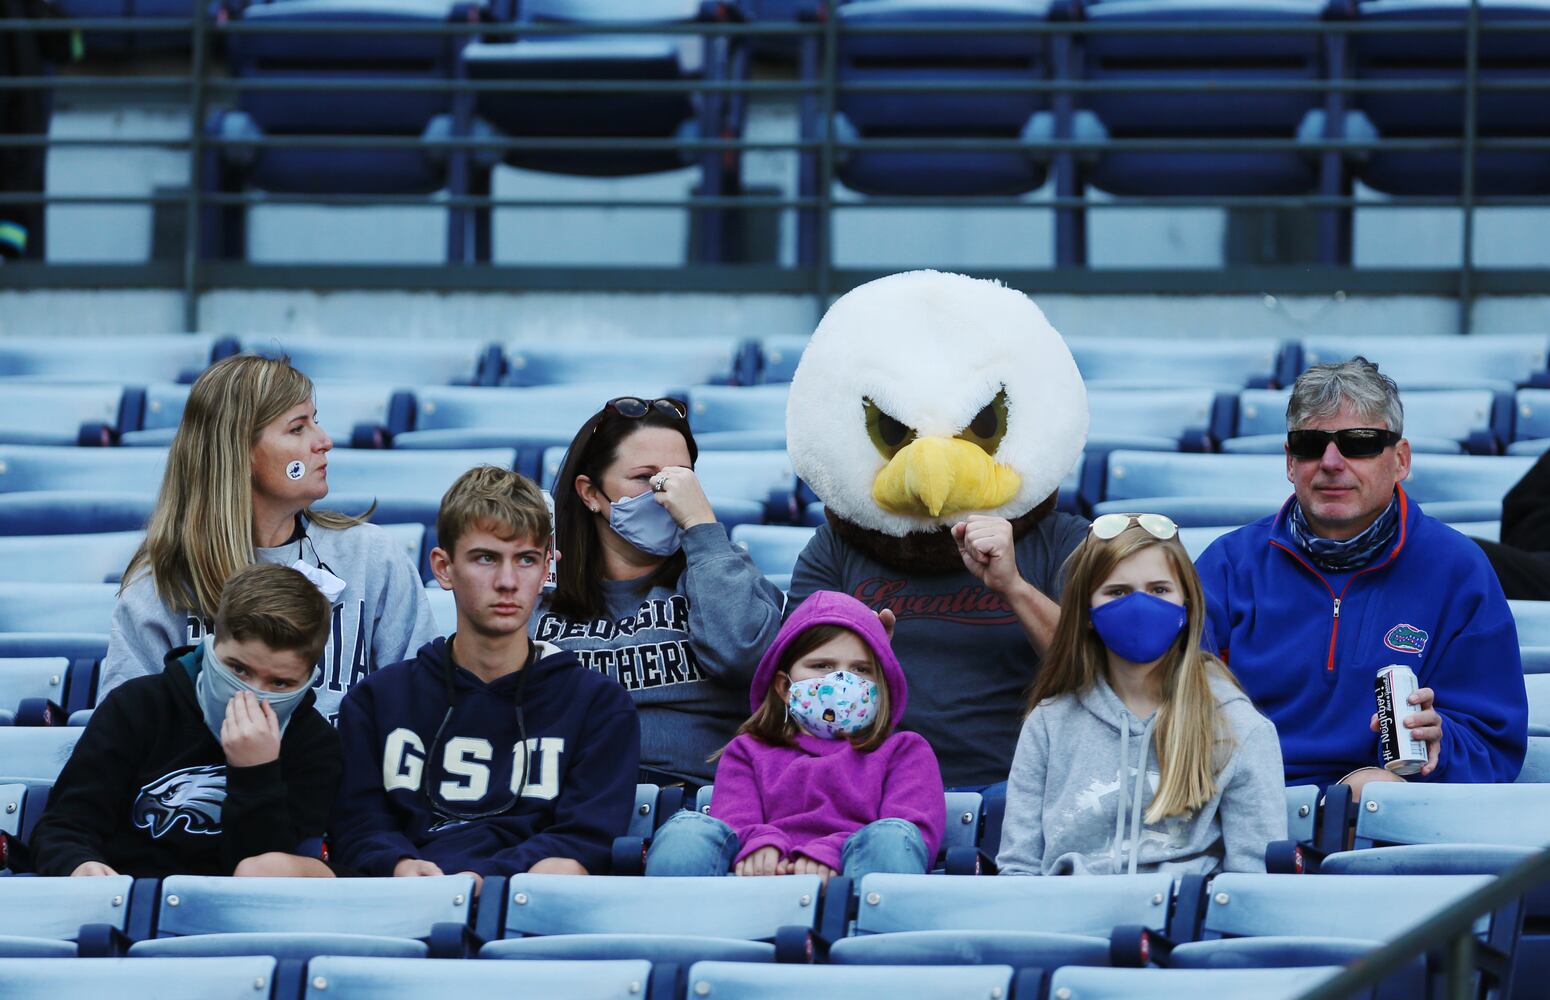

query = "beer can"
[1375,664,1426,775]
[541,490,558,592]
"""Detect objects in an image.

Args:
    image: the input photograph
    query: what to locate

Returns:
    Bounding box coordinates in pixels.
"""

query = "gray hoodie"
[101,519,440,725]
[996,670,1287,877]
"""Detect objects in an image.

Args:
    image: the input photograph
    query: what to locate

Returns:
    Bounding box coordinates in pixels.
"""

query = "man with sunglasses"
[1195,358,1526,793]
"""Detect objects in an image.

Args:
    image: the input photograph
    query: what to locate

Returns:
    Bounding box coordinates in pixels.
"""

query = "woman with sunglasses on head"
[532,396,784,789]
[996,512,1287,876]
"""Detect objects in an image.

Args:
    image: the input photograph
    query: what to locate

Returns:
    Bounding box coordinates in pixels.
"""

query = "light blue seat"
[0,877,135,958]
[0,446,168,495]
[1522,647,1550,675]
[1510,600,1550,646]
[1449,520,1501,541]
[1225,387,1502,455]
[1296,334,1550,393]
[1511,387,1550,453]
[379,523,427,579]
[1529,674,1550,737]
[0,658,68,713]
[322,449,519,527]
[1178,525,1236,560]
[1069,337,1282,393]
[502,339,740,388]
[731,524,815,583]
[304,956,656,999]
[827,872,1174,966]
[0,531,143,584]
[480,874,823,963]
[0,635,108,662]
[424,583,455,636]
[542,447,791,530]
[130,875,477,960]
[687,385,791,451]
[122,381,410,449]
[1087,387,1219,453]
[1510,438,1550,457]
[684,961,1015,1000]
[1321,783,1550,860]
[0,584,116,636]
[238,336,493,386]
[0,495,156,538]
[1045,966,1343,1000]
[0,727,85,781]
[749,335,809,384]
[1168,873,1497,973]
[0,335,215,384]
[0,385,126,447]
[0,957,276,998]
[1524,736,1550,783]
[1402,454,1534,519]
[1093,451,1288,526]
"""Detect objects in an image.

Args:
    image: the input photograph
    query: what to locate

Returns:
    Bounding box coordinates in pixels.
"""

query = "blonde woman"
[996,513,1286,876]
[102,354,439,723]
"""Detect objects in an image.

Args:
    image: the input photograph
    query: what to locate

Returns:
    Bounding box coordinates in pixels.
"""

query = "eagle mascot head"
[787,270,1088,572]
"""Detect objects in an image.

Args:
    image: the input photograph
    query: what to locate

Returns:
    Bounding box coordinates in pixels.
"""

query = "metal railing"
[0,0,1545,332]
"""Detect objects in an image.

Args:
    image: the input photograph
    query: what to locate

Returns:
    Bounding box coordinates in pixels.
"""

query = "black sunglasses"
[603,396,688,421]
[1287,427,1401,460]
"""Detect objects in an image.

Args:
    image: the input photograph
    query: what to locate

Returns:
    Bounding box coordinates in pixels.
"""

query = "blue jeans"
[644,811,929,879]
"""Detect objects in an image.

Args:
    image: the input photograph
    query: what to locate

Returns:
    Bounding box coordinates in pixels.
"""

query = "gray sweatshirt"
[531,521,785,785]
[996,671,1287,877]
[101,519,440,724]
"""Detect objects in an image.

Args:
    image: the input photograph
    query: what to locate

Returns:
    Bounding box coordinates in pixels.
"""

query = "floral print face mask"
[786,670,879,739]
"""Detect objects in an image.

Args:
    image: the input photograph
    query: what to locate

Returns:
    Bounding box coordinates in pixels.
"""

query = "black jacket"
[24,645,341,877]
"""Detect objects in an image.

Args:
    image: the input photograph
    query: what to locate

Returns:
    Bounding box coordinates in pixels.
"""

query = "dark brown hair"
[548,401,698,620]
[437,465,551,557]
[714,623,894,761]
[214,562,333,666]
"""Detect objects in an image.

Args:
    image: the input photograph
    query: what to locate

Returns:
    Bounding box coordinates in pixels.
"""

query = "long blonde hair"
[122,354,367,620]
[1029,524,1240,823]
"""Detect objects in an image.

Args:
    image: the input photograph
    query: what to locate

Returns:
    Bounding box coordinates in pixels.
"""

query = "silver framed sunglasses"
[1089,512,1179,541]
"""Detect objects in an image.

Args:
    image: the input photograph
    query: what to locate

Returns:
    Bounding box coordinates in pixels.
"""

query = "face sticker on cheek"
[286,460,305,481]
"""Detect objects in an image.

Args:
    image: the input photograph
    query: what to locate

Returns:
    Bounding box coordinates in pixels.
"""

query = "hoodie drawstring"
[1112,713,1158,876]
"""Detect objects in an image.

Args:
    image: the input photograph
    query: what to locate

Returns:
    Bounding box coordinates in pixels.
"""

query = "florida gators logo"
[1384,623,1429,655]
[132,764,227,839]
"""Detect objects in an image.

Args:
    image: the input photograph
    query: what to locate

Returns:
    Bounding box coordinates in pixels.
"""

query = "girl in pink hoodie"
[645,591,945,882]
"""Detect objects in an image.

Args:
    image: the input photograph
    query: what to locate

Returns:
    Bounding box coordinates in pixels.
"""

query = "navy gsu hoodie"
[333,637,640,877]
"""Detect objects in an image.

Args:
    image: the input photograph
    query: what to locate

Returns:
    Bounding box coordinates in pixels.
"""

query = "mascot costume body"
[786,270,1090,788]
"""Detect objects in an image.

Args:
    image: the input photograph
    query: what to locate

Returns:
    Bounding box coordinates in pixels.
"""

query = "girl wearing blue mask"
[997,514,1287,877]
[533,397,784,789]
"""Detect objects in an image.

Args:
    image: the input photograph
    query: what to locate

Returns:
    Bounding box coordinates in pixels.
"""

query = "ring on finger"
[652,477,667,492]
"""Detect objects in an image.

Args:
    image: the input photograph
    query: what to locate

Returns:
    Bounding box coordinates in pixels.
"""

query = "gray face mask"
[607,488,684,557]
[194,635,318,741]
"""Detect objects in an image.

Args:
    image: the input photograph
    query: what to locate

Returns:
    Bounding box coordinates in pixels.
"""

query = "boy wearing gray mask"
[20,563,341,878]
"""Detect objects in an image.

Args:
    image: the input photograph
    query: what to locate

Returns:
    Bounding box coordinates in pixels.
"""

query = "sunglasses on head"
[1286,427,1400,461]
[603,397,688,421]
[1090,512,1179,541]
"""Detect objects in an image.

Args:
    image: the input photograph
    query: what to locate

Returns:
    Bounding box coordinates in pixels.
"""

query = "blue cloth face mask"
[1089,592,1188,664]
[195,635,318,741]
[608,488,684,557]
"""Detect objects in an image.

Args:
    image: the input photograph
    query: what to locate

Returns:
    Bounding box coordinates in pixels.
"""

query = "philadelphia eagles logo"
[1384,623,1429,655]
[133,764,227,839]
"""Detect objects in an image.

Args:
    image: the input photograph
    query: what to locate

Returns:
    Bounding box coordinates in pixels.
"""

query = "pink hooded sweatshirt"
[709,590,945,870]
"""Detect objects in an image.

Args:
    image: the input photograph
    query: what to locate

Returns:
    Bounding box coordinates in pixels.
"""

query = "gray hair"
[1286,356,1404,435]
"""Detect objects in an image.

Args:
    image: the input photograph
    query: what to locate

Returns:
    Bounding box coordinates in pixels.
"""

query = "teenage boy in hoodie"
[333,466,639,881]
[24,563,340,878]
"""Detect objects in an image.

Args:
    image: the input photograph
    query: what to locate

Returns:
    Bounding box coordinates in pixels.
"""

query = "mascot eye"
[957,389,1009,455]
[864,398,917,459]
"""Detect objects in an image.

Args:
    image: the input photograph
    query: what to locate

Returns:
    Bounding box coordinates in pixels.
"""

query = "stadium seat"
[234,336,498,387]
[424,583,455,635]
[1523,736,1550,783]
[684,961,1019,1000]
[0,384,128,447]
[0,584,116,636]
[0,531,143,584]
[0,446,168,495]
[0,659,68,718]
[0,782,22,837]
[826,872,1177,966]
[0,335,215,385]
[201,0,479,262]
[1285,785,1320,847]
[746,334,809,384]
[1509,600,1550,646]
[1067,338,1284,393]
[1291,335,1550,393]
[687,384,791,451]
[458,0,749,263]
[1341,0,1550,201]
[130,875,478,960]
[0,957,277,999]
[1087,387,1221,453]
[0,496,157,538]
[498,338,740,388]
[0,877,136,958]
[0,635,108,664]
[303,955,659,999]
[730,523,815,591]
[1177,525,1235,560]
[1224,387,1508,455]
[629,784,667,840]
[0,728,85,782]
[121,381,413,449]
[1511,387,1550,453]
[479,873,824,962]
[1528,674,1550,736]
[1044,965,1346,1000]
[320,447,519,527]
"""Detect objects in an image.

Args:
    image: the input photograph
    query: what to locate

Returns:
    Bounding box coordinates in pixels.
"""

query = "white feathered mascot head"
[787,270,1088,572]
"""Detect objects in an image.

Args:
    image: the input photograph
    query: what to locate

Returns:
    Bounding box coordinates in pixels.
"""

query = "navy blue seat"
[0,957,277,999]
[202,0,478,262]
[0,385,128,447]
[459,0,749,263]
[746,334,810,384]
[304,956,658,999]
[1511,388,1550,453]
[0,877,136,958]
[1342,0,1550,198]
[0,335,215,385]
[0,496,157,538]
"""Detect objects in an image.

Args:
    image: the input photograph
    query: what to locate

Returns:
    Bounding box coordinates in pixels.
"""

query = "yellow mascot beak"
[871,436,1022,518]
